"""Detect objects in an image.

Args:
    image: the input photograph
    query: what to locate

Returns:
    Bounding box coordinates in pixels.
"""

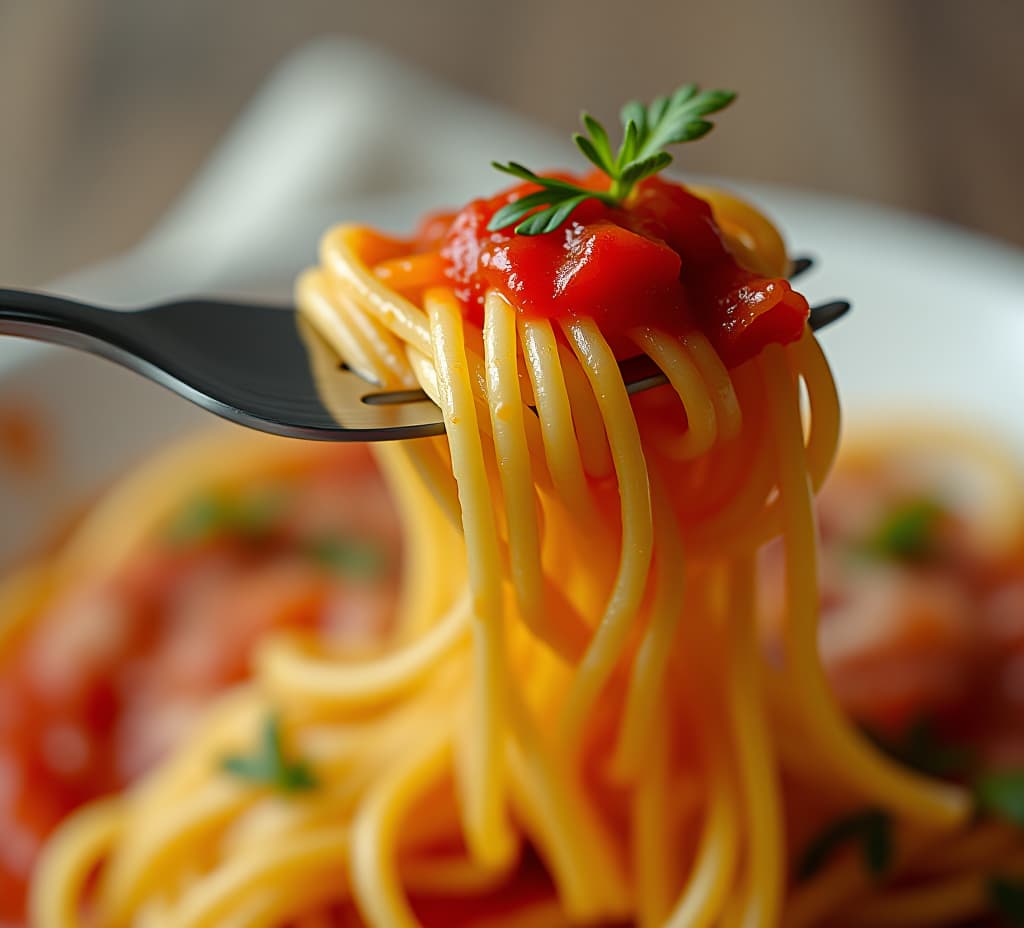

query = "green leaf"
[306,535,387,579]
[230,491,287,537]
[861,810,893,876]
[616,119,640,171]
[976,771,1024,826]
[221,715,318,794]
[617,84,734,176]
[515,194,592,235]
[797,808,893,881]
[221,753,270,781]
[864,498,946,562]
[491,160,543,184]
[488,190,564,232]
[574,134,611,175]
[646,94,671,129]
[278,761,318,791]
[163,487,286,544]
[490,83,736,235]
[867,715,975,779]
[619,100,647,138]
[634,86,736,160]
[165,490,284,546]
[670,83,699,106]
[166,494,230,545]
[619,152,673,187]
[990,877,1024,926]
[687,89,738,117]
[578,112,615,172]
[492,162,590,193]
[679,119,714,142]
[488,173,616,234]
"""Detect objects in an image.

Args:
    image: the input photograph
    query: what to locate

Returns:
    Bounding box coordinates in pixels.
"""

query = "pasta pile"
[32,187,983,928]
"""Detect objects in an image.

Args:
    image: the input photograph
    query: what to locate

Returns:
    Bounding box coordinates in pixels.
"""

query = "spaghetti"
[10,88,1012,927]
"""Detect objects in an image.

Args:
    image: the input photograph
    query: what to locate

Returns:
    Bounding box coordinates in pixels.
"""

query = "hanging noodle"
[21,177,989,928]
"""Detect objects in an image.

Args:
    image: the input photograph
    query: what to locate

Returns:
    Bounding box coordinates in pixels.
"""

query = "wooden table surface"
[0,0,1021,287]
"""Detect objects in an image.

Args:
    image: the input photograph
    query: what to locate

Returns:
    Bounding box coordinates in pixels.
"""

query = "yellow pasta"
[18,161,995,928]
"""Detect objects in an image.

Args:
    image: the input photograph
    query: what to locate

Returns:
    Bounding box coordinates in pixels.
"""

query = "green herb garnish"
[489,83,736,235]
[221,715,317,794]
[166,490,284,546]
[797,808,893,881]
[863,497,946,562]
[990,876,1024,925]
[306,536,387,579]
[166,494,231,545]
[976,771,1024,827]
[868,716,975,779]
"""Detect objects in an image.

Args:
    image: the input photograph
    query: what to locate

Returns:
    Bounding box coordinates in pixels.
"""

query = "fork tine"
[357,296,853,406]
[808,300,851,331]
[789,256,814,279]
[297,317,445,439]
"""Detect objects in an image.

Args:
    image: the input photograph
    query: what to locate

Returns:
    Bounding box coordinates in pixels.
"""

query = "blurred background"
[1,0,1021,288]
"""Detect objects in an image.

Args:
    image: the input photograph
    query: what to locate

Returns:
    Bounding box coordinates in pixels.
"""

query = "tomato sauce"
[432,173,809,367]
[0,445,401,924]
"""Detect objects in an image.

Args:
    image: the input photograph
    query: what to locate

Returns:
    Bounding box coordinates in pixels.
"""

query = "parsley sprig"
[797,807,893,881]
[222,715,317,794]
[990,876,1024,925]
[489,83,736,235]
[305,535,388,579]
[976,771,1024,826]
[867,715,975,779]
[862,498,947,563]
[977,774,1024,923]
[166,489,285,546]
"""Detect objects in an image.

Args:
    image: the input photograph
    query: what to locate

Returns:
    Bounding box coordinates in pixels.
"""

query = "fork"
[0,259,847,442]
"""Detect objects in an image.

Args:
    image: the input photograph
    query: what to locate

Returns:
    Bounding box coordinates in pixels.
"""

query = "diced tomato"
[439,171,808,365]
[689,261,809,368]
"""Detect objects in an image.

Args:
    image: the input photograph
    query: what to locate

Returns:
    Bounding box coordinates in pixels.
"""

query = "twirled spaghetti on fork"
[23,86,1001,928]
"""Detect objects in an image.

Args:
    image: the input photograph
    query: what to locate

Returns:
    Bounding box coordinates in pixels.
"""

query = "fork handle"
[0,287,109,323]
[0,288,128,353]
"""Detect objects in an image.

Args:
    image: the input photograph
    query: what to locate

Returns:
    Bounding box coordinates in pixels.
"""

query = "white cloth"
[55,38,569,307]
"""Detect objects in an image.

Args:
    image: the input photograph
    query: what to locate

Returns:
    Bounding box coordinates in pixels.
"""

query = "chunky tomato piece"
[439,172,808,366]
[689,260,810,367]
